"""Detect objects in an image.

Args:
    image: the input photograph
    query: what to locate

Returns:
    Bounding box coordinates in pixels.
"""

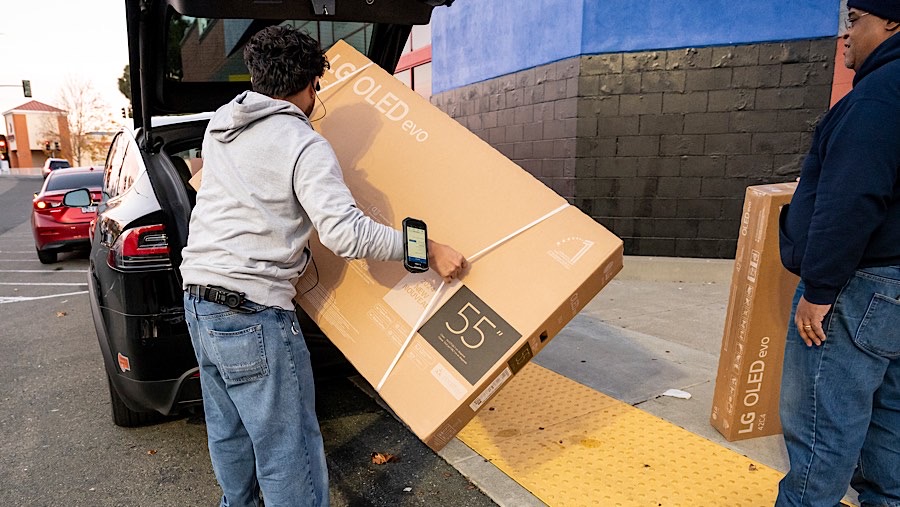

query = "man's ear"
[887,19,900,32]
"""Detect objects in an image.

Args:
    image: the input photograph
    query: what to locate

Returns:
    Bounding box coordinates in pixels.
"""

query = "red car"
[32,166,104,263]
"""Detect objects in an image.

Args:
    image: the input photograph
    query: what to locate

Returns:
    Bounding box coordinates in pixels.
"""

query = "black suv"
[89,0,451,426]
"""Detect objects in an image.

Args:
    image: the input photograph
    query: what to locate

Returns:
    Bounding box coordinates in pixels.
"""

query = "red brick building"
[2,101,72,169]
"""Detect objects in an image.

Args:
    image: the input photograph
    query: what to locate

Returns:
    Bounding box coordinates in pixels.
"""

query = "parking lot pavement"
[0,212,498,506]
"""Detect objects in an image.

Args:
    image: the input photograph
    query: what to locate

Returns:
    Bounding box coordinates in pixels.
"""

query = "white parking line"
[0,282,86,286]
[0,270,88,273]
[0,251,34,254]
[0,290,88,304]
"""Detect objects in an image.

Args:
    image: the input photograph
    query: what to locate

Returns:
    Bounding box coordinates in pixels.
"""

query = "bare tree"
[56,77,117,166]
[37,114,64,157]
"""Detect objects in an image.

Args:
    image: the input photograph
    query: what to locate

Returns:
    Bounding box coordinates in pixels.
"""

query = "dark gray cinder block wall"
[431,38,835,258]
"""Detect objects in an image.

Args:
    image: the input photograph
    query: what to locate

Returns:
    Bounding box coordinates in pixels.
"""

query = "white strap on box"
[318,62,374,94]
[375,203,570,392]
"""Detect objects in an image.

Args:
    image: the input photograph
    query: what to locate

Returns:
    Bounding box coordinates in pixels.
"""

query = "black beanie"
[847,0,900,22]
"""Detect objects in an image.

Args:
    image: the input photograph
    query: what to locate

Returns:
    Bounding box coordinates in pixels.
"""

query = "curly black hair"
[243,24,330,98]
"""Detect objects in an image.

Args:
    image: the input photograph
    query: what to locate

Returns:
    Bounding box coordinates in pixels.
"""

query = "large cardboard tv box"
[710,182,799,441]
[282,42,621,450]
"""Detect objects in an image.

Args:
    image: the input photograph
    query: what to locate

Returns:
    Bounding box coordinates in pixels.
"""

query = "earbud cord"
[310,91,327,122]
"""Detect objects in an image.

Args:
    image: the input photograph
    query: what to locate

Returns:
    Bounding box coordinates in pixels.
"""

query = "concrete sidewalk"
[437,256,812,506]
[0,167,41,177]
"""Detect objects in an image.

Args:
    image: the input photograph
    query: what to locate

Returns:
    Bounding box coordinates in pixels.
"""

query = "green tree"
[118,64,131,104]
[166,17,191,80]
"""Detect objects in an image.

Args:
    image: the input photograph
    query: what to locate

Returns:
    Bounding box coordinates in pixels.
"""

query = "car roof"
[127,0,452,131]
[151,112,215,128]
[40,167,104,193]
[48,166,103,175]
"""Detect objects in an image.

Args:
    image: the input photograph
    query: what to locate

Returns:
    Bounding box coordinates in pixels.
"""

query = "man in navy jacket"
[777,0,900,504]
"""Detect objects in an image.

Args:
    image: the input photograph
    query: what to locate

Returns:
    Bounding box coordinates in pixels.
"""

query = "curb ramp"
[458,363,855,507]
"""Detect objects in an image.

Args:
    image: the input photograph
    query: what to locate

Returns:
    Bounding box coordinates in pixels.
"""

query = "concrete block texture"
[430,37,833,258]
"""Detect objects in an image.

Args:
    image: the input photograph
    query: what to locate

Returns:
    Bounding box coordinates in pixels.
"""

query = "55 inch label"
[419,286,521,385]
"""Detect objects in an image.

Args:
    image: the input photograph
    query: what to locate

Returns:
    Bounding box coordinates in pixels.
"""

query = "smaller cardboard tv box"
[710,182,799,441]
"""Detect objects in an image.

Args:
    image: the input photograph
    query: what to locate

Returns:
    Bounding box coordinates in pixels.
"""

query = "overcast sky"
[0,0,129,135]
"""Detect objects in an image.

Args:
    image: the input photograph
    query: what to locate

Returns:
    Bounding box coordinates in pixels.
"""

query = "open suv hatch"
[89,0,451,426]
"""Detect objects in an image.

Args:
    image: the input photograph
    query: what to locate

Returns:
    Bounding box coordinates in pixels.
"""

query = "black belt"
[186,284,248,310]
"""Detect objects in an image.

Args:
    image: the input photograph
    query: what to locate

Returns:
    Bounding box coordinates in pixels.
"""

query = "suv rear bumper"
[109,368,202,415]
[89,266,200,415]
[36,237,91,252]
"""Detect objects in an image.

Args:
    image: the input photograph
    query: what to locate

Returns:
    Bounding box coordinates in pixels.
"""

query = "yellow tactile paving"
[458,363,784,507]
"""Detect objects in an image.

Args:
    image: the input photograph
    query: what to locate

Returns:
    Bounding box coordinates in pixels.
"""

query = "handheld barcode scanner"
[402,217,429,273]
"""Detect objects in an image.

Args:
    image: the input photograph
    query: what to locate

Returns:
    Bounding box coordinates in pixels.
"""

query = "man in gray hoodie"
[180,25,466,507]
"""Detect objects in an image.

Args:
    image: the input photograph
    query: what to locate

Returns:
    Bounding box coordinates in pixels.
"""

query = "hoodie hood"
[208,91,311,143]
[854,32,900,86]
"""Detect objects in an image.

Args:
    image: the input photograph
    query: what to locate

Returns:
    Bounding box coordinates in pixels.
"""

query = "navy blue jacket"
[780,34,900,305]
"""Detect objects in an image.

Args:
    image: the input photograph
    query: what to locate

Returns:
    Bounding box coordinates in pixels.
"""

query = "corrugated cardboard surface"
[710,182,799,441]
[293,41,623,449]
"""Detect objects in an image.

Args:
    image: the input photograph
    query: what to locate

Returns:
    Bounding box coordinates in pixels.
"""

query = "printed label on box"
[747,250,761,283]
[419,285,521,385]
[507,342,533,375]
[431,363,467,401]
[548,237,595,270]
[383,271,443,327]
[470,367,512,411]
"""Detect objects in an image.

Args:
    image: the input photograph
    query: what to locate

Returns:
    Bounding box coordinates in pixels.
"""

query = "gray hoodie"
[181,91,403,309]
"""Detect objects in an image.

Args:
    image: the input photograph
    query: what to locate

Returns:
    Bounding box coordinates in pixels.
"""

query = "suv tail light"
[108,224,172,271]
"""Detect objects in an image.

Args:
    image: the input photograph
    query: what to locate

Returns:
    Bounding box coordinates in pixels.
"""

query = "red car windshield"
[46,172,103,191]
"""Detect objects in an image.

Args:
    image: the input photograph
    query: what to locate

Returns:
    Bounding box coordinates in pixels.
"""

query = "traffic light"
[54,141,60,151]
[22,80,32,98]
[44,141,51,151]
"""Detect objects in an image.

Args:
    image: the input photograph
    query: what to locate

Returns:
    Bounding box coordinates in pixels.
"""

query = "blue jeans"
[184,293,329,507]
[776,266,900,507]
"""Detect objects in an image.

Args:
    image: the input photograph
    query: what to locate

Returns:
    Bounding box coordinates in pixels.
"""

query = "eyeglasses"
[843,11,870,31]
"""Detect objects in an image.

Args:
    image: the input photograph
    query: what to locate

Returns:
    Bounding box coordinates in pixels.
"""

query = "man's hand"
[428,240,467,284]
[794,296,832,347]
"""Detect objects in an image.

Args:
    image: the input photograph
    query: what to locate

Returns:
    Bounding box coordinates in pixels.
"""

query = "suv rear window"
[49,160,71,170]
[168,16,373,83]
[46,171,104,191]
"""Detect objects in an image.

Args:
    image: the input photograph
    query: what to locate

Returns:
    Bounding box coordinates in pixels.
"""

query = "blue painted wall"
[431,0,583,93]
[432,0,841,94]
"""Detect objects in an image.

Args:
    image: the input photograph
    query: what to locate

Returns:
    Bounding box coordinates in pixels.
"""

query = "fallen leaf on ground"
[748,463,758,471]
[56,312,67,317]
[371,452,398,465]
[147,449,157,455]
